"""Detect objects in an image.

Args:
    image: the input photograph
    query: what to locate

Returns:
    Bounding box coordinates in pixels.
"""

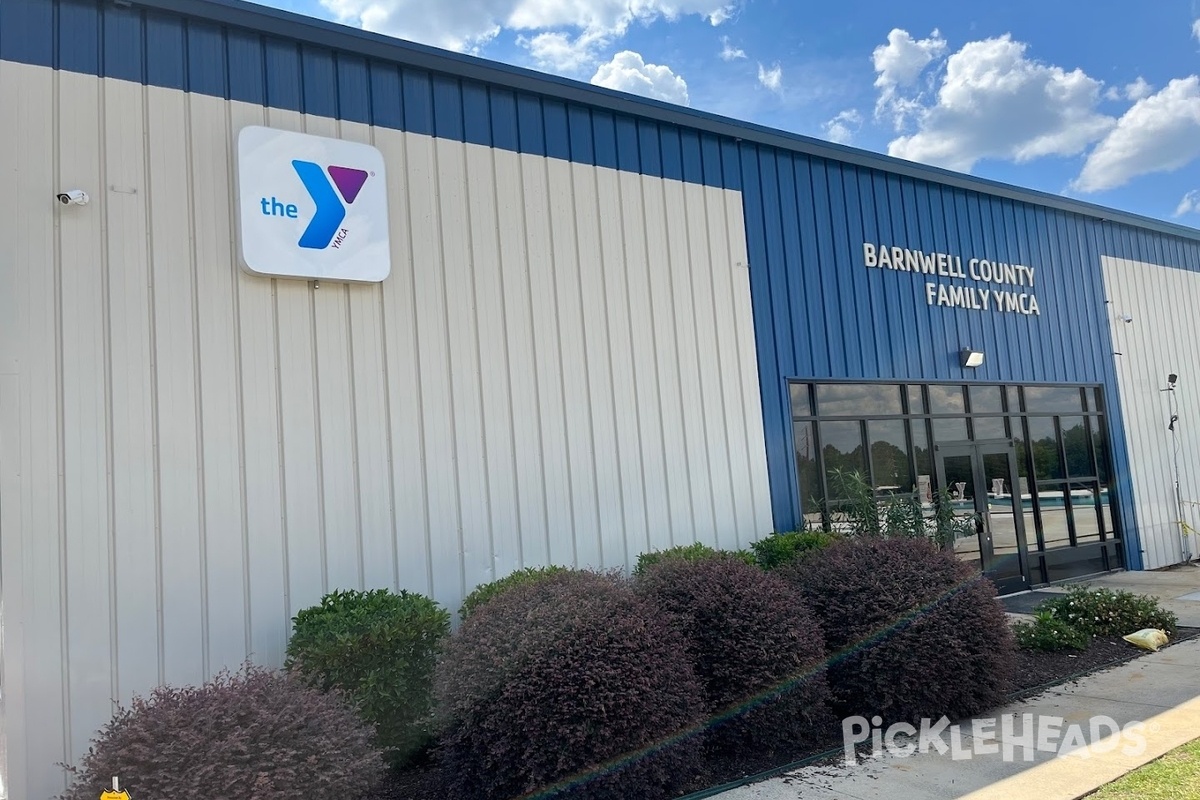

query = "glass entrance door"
[935,441,1030,594]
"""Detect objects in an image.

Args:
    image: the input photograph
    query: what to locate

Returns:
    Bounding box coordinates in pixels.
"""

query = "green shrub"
[1013,611,1091,652]
[1036,586,1178,637]
[286,588,450,767]
[459,565,569,621]
[780,538,1016,726]
[636,557,834,759]
[634,542,755,575]
[436,571,706,800]
[750,531,839,570]
[59,666,384,800]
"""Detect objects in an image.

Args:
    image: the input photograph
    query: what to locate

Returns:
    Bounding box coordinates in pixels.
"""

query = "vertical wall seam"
[543,154,579,567]
[52,64,73,790]
[492,144,525,570]
[681,183,718,546]
[307,282,328,595]
[637,159,673,550]
[270,280,292,614]
[401,132,435,596]
[142,78,167,687]
[461,144,497,580]
[702,187,737,547]
[343,282,366,590]
[429,138,466,602]
[567,162,604,565]
[98,71,118,760]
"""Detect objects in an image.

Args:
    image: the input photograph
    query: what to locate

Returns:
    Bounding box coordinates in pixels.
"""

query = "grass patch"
[1087,737,1200,799]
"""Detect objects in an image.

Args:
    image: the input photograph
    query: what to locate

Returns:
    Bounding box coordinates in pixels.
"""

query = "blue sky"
[256,0,1200,225]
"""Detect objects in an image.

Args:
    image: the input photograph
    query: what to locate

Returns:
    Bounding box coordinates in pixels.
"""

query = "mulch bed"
[371,626,1200,800]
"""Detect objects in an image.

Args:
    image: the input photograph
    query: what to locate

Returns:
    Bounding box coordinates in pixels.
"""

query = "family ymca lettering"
[862,243,1041,316]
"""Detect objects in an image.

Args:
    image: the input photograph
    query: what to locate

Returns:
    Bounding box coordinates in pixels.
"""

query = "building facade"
[3,1,1200,797]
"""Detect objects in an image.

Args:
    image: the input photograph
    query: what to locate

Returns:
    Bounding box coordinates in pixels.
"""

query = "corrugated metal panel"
[1102,257,1200,569]
[0,63,771,800]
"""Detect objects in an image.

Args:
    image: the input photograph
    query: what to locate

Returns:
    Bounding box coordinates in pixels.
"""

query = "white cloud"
[1175,190,1200,217]
[887,35,1114,173]
[758,62,783,92]
[321,0,739,53]
[1074,76,1200,192]
[1193,18,1200,42]
[591,50,690,105]
[1124,77,1154,101]
[521,29,609,71]
[823,109,862,144]
[873,28,947,90]
[720,35,746,61]
[872,28,947,127]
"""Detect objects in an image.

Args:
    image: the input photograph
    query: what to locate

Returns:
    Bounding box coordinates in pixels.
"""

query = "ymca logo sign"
[237,126,390,282]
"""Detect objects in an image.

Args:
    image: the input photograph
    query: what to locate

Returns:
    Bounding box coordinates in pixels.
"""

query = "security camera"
[1119,314,1133,324]
[56,190,89,206]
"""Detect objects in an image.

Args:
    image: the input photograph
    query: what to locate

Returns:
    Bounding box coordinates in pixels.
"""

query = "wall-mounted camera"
[56,190,89,206]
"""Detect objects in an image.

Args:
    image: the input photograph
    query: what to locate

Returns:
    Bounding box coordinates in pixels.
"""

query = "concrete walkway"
[716,568,1200,800]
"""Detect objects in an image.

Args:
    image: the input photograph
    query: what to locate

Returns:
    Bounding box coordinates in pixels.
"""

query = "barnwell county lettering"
[862,243,1041,316]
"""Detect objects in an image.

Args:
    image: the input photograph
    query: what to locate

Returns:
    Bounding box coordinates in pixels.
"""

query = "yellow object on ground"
[1123,629,1170,651]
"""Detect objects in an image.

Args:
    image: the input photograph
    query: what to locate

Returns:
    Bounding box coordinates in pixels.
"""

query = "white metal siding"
[0,62,771,799]
[1103,256,1200,569]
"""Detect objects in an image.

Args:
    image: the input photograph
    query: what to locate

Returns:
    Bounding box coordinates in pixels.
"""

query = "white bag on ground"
[1122,628,1170,651]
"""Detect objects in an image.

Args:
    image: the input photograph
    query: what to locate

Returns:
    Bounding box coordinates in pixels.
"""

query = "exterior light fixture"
[960,348,984,368]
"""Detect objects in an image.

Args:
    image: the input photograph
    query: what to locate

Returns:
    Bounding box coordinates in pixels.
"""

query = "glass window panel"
[1062,416,1093,478]
[1094,388,1105,413]
[1069,483,1102,544]
[816,383,902,416]
[928,384,966,414]
[1027,416,1064,480]
[1045,551,1108,582]
[794,422,823,525]
[932,416,968,441]
[912,421,933,504]
[941,454,981,571]
[1036,489,1071,550]
[820,421,866,497]
[969,385,1004,414]
[972,416,1007,440]
[907,385,925,415]
[790,382,812,417]
[869,420,911,494]
[1024,385,1084,413]
[1094,419,1110,485]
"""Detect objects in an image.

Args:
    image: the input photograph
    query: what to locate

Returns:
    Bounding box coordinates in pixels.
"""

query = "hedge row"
[63,532,1026,800]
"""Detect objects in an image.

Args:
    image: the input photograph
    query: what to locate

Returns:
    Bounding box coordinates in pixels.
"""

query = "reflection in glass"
[821,421,866,497]
[970,385,1004,414]
[1046,552,1107,582]
[1037,488,1072,550]
[1094,421,1110,485]
[943,454,981,569]
[929,384,966,414]
[790,383,813,417]
[1025,385,1084,413]
[869,420,911,493]
[1062,416,1092,477]
[794,422,823,524]
[907,385,925,415]
[932,416,968,441]
[1027,417,1063,480]
[912,421,932,503]
[1069,483,1102,543]
[972,416,1007,440]
[983,451,1023,585]
[817,383,902,416]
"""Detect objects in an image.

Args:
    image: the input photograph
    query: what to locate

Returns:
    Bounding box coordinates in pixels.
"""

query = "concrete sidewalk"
[717,568,1200,800]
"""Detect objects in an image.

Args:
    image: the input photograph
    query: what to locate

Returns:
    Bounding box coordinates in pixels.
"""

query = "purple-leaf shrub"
[58,665,385,800]
[636,556,836,758]
[435,570,707,800]
[780,538,1016,725]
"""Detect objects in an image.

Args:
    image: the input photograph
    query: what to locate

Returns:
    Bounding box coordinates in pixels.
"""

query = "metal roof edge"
[130,0,1200,244]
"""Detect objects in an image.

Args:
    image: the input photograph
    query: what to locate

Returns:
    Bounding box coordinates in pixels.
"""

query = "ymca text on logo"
[259,160,372,250]
[843,713,1148,765]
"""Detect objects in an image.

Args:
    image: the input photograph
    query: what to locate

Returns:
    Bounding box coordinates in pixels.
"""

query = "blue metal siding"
[9,1,1200,569]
